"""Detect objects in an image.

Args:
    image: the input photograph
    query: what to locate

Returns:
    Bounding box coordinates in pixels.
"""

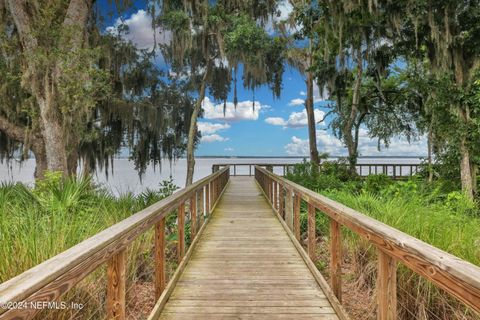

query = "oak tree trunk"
[344,49,363,172]
[37,87,69,175]
[459,135,473,198]
[305,40,320,167]
[185,59,212,186]
[305,73,320,166]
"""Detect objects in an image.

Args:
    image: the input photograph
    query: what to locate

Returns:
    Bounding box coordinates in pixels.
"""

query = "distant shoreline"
[193,155,426,159]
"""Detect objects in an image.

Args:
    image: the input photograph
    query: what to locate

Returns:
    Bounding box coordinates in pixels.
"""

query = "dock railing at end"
[213,162,422,179]
[0,167,230,320]
[254,165,480,319]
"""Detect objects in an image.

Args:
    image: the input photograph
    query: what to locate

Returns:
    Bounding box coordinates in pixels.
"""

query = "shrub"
[363,174,393,194]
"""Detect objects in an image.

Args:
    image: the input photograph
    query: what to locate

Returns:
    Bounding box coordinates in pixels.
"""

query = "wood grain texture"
[330,219,342,302]
[377,249,397,320]
[254,166,480,314]
[107,249,126,320]
[190,194,197,240]
[206,183,210,216]
[178,202,185,262]
[155,219,166,299]
[285,188,294,231]
[308,203,316,260]
[153,177,341,320]
[294,193,301,241]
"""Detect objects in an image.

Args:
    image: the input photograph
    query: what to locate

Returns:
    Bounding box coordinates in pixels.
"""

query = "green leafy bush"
[363,174,393,194]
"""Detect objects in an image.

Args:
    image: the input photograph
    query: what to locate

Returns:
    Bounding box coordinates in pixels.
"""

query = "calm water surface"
[0,157,422,195]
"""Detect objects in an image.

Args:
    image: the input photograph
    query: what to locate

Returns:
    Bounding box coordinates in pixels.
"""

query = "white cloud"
[289,98,305,106]
[300,91,306,96]
[284,129,428,156]
[265,117,286,126]
[198,122,230,135]
[265,109,325,128]
[107,10,170,50]
[202,97,269,121]
[201,134,229,143]
[224,147,234,152]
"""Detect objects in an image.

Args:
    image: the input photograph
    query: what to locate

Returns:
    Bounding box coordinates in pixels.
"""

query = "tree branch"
[0,114,26,142]
[6,0,37,52]
[317,110,334,124]
[63,0,94,50]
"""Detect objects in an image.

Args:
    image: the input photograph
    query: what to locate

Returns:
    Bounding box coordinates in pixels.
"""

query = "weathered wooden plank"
[190,194,197,240]
[155,218,166,299]
[162,306,336,314]
[377,249,397,320]
[293,193,301,241]
[330,219,342,302]
[166,299,331,307]
[107,249,126,320]
[178,202,185,262]
[159,313,339,320]
[308,203,316,260]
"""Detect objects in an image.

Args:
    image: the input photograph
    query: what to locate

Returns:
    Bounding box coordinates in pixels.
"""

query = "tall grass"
[0,172,179,319]
[288,161,480,319]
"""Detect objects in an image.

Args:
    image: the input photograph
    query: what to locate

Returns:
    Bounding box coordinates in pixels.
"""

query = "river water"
[0,157,422,195]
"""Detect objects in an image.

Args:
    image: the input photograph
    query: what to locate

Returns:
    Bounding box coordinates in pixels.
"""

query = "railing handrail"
[254,165,480,314]
[0,167,230,319]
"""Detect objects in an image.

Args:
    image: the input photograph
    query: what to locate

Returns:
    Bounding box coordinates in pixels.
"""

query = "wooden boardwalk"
[3,166,480,320]
[157,176,340,319]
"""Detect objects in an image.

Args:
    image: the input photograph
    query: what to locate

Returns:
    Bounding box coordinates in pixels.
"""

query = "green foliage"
[225,15,269,61]
[160,10,190,32]
[0,176,178,283]
[363,174,393,194]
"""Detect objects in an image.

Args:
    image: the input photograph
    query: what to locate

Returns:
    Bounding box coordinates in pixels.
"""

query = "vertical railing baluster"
[293,193,300,240]
[308,203,315,260]
[190,193,197,240]
[199,187,204,226]
[154,218,166,299]
[377,250,397,320]
[279,184,285,219]
[330,219,342,302]
[206,183,210,216]
[273,181,278,211]
[107,249,126,320]
[178,203,185,262]
[285,187,293,230]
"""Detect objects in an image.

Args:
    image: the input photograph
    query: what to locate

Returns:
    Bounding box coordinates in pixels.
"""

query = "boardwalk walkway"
[157,176,340,319]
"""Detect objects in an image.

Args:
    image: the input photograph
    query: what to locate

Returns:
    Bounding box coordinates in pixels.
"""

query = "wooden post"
[330,219,342,302]
[178,203,185,262]
[308,203,316,260]
[377,249,397,320]
[154,218,166,299]
[285,188,294,230]
[206,183,210,216]
[293,193,301,241]
[273,181,278,211]
[279,185,285,218]
[107,249,126,320]
[199,188,204,226]
[190,194,197,240]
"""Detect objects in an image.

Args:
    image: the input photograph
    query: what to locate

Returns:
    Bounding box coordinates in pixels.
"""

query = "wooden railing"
[254,165,480,319]
[212,163,295,176]
[0,167,230,320]
[213,162,421,178]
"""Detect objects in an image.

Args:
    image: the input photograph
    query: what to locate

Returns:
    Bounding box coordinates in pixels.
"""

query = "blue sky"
[99,0,428,158]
